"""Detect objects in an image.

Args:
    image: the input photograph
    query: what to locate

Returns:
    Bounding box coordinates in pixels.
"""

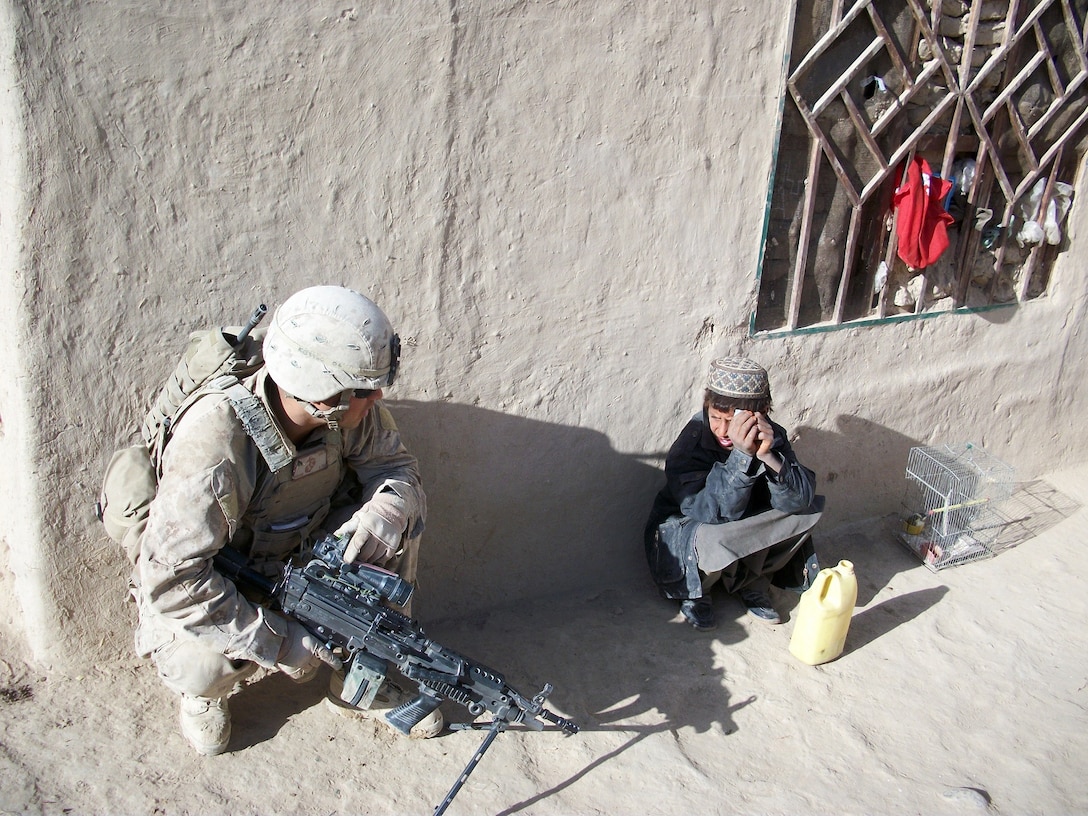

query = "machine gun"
[214,534,578,814]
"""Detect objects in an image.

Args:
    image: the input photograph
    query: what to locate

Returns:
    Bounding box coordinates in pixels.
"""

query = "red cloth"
[892,157,954,269]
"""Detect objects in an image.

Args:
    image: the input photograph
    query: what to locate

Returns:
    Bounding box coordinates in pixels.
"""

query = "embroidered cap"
[707,357,770,399]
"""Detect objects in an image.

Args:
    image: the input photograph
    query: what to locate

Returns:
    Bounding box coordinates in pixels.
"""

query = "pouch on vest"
[99,444,157,563]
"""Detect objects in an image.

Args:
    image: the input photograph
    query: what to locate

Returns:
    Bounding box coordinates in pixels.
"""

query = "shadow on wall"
[394,404,937,619]
[389,401,666,619]
[394,401,1045,620]
[789,414,922,528]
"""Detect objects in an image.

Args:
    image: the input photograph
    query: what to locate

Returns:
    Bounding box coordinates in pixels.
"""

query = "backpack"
[98,307,278,564]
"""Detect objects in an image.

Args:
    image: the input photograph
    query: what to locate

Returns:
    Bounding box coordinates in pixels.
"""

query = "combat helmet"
[263,285,401,403]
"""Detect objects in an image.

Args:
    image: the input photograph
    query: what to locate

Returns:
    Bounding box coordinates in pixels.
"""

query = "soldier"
[131,285,440,755]
[644,357,824,630]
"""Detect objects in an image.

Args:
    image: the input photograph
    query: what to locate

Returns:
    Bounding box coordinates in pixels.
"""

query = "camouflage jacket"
[133,368,425,668]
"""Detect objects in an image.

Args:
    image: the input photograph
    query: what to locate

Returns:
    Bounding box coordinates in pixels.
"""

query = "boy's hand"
[730,411,777,462]
[728,410,761,456]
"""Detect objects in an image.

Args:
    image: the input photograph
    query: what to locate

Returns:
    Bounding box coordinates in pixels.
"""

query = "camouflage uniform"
[132,367,425,699]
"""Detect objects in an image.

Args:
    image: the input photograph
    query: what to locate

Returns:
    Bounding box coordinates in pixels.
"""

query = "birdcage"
[898,443,1016,571]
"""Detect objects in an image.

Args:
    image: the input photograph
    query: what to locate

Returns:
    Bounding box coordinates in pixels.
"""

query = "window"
[755,0,1088,334]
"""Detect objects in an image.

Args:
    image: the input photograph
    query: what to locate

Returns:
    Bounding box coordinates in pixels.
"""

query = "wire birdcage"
[898,443,1016,571]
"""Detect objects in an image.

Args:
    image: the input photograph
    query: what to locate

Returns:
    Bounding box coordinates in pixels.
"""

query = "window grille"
[755,0,1088,334]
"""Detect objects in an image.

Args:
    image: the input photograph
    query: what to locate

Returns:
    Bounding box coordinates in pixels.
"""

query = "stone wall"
[2,1,1086,671]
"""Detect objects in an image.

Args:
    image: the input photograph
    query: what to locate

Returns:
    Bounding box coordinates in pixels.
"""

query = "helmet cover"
[263,285,400,402]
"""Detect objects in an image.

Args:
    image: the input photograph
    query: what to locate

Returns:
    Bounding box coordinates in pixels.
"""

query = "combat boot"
[325,671,444,739]
[179,694,231,756]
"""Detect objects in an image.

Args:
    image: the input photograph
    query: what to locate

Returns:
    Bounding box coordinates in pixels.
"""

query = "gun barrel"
[541,707,580,734]
[234,303,268,345]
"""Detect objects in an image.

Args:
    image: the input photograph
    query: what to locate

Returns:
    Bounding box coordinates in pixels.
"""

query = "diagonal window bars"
[755,0,1088,334]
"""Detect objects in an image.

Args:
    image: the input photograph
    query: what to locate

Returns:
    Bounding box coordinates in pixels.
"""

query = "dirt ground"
[2,466,1087,816]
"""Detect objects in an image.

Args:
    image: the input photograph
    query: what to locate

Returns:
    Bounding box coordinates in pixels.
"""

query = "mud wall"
[1,1,1086,671]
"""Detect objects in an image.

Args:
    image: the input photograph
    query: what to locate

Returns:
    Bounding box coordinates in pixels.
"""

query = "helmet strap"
[298,391,352,431]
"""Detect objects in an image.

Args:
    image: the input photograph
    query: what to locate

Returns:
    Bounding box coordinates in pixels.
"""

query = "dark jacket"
[644,410,816,598]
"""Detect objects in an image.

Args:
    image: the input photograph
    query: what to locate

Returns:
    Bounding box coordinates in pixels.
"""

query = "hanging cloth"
[892,156,955,269]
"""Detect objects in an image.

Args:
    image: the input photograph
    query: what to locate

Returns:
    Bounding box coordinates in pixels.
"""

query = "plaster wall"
[2,1,1086,671]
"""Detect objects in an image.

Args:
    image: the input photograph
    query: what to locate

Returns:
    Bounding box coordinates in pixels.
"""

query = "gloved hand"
[334,493,408,566]
[275,619,342,683]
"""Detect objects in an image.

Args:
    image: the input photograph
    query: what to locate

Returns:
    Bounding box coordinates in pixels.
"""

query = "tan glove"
[275,619,342,683]
[334,493,408,566]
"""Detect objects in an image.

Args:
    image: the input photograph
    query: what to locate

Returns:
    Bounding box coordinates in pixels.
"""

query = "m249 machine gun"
[215,534,579,814]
